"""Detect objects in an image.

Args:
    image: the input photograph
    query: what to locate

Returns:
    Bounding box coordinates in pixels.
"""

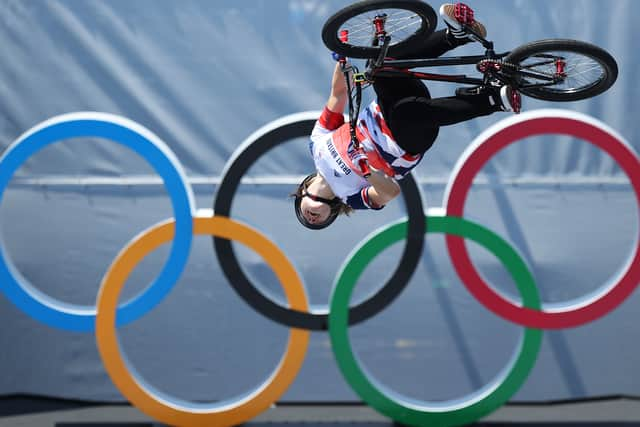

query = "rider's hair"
[291,173,353,230]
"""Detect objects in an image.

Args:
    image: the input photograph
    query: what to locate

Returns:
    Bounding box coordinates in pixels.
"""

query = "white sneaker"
[439,3,487,40]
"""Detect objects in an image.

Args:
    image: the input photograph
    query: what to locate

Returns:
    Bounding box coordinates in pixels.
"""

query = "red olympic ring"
[444,109,640,329]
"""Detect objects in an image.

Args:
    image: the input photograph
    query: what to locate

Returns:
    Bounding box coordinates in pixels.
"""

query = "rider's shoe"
[455,84,522,114]
[440,3,487,40]
[498,85,522,114]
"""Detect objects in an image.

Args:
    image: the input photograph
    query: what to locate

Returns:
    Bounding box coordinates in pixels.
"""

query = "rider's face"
[300,195,331,225]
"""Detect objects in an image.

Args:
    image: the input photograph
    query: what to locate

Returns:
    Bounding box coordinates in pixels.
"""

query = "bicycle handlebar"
[339,30,371,179]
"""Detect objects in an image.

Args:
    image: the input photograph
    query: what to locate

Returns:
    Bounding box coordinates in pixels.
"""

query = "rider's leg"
[400,3,487,59]
[372,77,435,154]
[389,93,501,154]
[395,94,499,127]
[373,77,431,122]
[399,29,465,59]
[373,73,502,155]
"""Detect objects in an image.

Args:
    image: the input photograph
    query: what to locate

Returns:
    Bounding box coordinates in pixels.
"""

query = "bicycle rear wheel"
[506,39,618,102]
[322,0,437,59]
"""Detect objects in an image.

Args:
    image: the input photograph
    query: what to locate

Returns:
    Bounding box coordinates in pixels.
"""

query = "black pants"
[374,30,500,155]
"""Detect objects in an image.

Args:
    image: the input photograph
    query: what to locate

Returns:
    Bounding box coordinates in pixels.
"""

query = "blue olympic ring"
[0,113,195,331]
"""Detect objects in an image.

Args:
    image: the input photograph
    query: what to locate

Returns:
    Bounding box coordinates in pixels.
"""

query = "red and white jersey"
[309,100,422,210]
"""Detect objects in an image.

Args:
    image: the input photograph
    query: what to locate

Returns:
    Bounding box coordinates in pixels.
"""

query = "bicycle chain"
[476,59,519,73]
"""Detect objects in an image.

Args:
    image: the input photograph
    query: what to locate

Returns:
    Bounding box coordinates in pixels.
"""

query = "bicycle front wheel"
[322,0,437,59]
[506,39,618,102]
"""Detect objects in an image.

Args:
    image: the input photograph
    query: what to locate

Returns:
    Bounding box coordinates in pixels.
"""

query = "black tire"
[322,0,437,59]
[506,39,618,102]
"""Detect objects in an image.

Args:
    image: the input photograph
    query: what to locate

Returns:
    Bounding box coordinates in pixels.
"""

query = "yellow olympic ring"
[95,216,310,427]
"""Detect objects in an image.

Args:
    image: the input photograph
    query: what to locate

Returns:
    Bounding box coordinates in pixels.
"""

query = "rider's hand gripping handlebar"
[348,145,371,178]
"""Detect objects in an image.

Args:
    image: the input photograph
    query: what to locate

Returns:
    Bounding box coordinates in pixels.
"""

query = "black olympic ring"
[212,112,425,330]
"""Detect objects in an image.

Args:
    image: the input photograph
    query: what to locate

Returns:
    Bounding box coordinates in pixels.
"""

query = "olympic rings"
[444,109,640,329]
[329,215,542,427]
[0,112,195,332]
[1,109,637,427]
[212,112,426,330]
[96,216,309,427]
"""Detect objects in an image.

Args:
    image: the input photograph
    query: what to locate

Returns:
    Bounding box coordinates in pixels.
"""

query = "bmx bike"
[322,0,618,112]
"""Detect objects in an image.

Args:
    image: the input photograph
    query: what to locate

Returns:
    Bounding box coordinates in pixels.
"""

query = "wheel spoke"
[519,50,605,93]
[338,8,423,47]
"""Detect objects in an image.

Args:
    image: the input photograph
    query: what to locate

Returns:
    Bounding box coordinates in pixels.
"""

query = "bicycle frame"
[360,21,562,90]
[362,22,502,85]
[376,54,563,90]
[374,53,510,86]
[327,4,618,115]
[340,20,566,142]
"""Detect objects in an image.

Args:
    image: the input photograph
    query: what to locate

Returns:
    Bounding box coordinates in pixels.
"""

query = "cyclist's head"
[292,173,352,230]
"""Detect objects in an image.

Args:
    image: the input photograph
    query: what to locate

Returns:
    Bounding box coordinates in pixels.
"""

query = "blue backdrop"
[0,0,638,403]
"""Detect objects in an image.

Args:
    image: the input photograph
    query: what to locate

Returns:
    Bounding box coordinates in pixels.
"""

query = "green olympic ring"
[329,215,543,427]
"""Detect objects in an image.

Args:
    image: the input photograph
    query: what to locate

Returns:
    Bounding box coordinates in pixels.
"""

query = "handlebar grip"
[359,159,371,178]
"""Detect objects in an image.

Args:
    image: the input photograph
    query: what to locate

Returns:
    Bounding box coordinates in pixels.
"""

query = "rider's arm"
[312,62,350,136]
[364,167,401,208]
[325,60,400,207]
[326,61,350,114]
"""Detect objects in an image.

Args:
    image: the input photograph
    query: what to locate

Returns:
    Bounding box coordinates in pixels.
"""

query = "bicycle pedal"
[454,3,475,25]
[455,86,484,97]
